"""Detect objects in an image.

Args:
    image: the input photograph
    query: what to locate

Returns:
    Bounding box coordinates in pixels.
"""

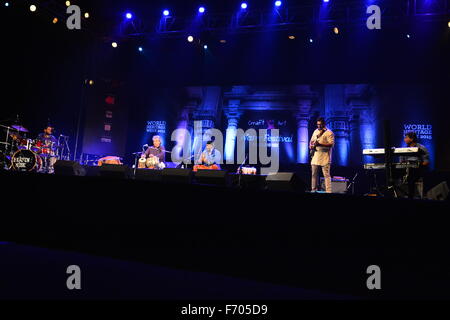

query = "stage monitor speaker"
[83,165,100,177]
[320,177,348,194]
[427,182,449,201]
[265,172,305,192]
[99,164,131,179]
[194,170,228,186]
[54,161,86,176]
[135,169,163,182]
[161,168,192,184]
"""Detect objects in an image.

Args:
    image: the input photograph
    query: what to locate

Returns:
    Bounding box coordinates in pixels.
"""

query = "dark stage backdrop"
[79,83,444,170]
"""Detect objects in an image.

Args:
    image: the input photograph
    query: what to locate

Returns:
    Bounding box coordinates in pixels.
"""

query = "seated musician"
[37,126,58,147]
[195,141,222,171]
[36,125,58,173]
[141,135,166,168]
[400,132,430,199]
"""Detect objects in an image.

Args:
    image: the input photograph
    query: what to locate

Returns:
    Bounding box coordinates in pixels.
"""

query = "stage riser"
[2,171,450,298]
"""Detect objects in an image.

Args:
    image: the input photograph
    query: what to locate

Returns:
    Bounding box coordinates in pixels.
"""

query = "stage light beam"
[163,10,170,16]
[199,7,205,13]
[125,12,133,19]
[275,1,282,7]
[241,3,248,10]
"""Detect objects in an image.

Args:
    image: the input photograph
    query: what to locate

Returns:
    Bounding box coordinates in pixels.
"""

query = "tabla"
[138,157,147,169]
[10,149,42,172]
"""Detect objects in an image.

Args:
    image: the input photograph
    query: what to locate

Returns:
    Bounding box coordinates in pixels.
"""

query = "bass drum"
[11,149,42,172]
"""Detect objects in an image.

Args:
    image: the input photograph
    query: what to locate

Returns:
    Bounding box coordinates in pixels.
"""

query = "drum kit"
[1,123,70,173]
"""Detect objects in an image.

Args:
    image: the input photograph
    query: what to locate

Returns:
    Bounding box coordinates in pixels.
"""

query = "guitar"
[310,129,327,159]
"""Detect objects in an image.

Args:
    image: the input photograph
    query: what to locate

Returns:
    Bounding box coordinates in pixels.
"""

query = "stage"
[2,170,450,299]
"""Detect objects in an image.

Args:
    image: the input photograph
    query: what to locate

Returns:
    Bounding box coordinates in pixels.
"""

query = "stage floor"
[1,171,450,299]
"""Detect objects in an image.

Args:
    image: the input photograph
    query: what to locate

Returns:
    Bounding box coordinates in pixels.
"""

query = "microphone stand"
[237,155,248,189]
[346,172,358,195]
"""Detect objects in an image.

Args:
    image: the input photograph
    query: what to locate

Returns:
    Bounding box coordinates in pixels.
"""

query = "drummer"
[141,135,166,163]
[36,125,58,173]
[37,125,58,147]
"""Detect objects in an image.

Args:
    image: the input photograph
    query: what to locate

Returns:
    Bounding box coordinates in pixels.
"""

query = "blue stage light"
[309,38,313,43]
[138,47,143,52]
[241,3,248,9]
[125,12,133,19]
[275,1,282,7]
[203,45,208,49]
[199,7,205,13]
[324,0,330,3]
[163,10,170,16]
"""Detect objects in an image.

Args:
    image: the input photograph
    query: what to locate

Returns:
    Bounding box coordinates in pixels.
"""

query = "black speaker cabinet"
[54,161,86,176]
[194,170,228,186]
[161,168,192,184]
[265,172,305,192]
[135,168,163,182]
[99,164,131,179]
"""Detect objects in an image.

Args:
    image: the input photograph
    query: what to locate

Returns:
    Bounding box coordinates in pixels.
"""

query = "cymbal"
[11,125,29,133]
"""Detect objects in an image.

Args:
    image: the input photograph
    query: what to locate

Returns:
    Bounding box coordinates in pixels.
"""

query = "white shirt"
[310,128,335,166]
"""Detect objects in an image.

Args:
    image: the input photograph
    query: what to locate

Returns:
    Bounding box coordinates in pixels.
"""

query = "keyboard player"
[400,132,430,199]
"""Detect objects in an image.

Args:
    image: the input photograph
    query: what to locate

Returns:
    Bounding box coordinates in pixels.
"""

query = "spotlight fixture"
[125,12,133,19]
[84,12,90,19]
[5,2,9,7]
[199,7,205,13]
[275,1,282,7]
[406,34,411,39]
[52,17,58,24]
[448,21,450,28]
[187,36,194,42]
[220,39,227,43]
[88,80,94,86]
[163,10,170,16]
[138,47,143,52]
[112,42,118,48]
[203,45,208,49]
[288,35,295,40]
[324,0,330,3]
[241,3,248,10]
[333,27,339,34]
[30,4,37,12]
[65,1,71,7]
[309,38,313,43]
